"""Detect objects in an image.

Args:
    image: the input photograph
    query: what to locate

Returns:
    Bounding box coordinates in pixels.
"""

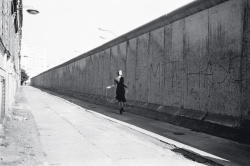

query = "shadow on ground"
[39,88,249,166]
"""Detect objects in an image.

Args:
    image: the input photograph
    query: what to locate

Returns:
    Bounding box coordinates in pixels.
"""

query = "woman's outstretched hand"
[106,85,114,89]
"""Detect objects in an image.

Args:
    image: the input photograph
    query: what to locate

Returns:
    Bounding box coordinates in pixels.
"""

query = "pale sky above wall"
[21,0,194,77]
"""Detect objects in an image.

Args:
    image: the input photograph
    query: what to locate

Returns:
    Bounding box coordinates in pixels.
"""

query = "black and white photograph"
[0,0,250,165]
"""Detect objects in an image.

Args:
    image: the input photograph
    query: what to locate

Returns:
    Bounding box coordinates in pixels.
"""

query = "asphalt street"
[22,86,207,166]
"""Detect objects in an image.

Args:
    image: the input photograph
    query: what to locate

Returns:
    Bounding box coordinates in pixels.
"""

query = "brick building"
[0,0,22,125]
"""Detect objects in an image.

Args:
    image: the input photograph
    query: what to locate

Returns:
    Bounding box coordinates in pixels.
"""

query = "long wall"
[32,0,250,126]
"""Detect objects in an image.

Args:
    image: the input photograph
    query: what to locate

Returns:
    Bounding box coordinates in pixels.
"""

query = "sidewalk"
[43,88,250,166]
[0,88,45,166]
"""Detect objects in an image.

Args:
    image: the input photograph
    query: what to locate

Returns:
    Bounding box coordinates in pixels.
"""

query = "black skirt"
[116,84,126,102]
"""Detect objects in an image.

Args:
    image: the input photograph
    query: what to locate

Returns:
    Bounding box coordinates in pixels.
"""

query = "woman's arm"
[106,79,117,89]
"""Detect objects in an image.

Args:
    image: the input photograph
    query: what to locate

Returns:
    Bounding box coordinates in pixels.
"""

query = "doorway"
[0,76,5,123]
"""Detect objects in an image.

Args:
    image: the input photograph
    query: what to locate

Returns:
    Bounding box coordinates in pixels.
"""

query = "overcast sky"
[21,0,193,77]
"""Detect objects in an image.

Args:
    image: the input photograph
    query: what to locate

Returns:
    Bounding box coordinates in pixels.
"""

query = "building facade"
[0,0,22,124]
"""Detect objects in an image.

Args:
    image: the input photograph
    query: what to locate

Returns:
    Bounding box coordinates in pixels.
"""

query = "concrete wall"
[242,0,250,122]
[32,0,250,126]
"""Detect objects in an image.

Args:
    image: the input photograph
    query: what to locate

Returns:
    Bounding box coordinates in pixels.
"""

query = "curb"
[40,87,250,145]
[45,90,225,166]
[81,107,225,166]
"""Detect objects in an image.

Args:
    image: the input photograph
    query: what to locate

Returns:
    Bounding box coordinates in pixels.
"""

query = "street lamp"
[26,9,39,15]
[97,27,116,40]
[98,28,116,36]
[21,4,40,15]
[99,36,106,40]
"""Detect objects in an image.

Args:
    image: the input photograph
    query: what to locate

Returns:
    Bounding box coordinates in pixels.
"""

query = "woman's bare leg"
[119,102,126,114]
[119,102,123,114]
[120,102,124,113]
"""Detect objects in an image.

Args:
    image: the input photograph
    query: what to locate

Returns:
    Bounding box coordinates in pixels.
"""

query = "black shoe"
[121,107,124,113]
[119,108,123,114]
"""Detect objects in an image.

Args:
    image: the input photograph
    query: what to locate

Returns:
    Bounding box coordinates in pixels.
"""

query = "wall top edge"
[32,0,230,79]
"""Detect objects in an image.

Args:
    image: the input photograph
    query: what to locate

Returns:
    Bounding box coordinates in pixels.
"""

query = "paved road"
[44,88,250,166]
[22,86,206,166]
